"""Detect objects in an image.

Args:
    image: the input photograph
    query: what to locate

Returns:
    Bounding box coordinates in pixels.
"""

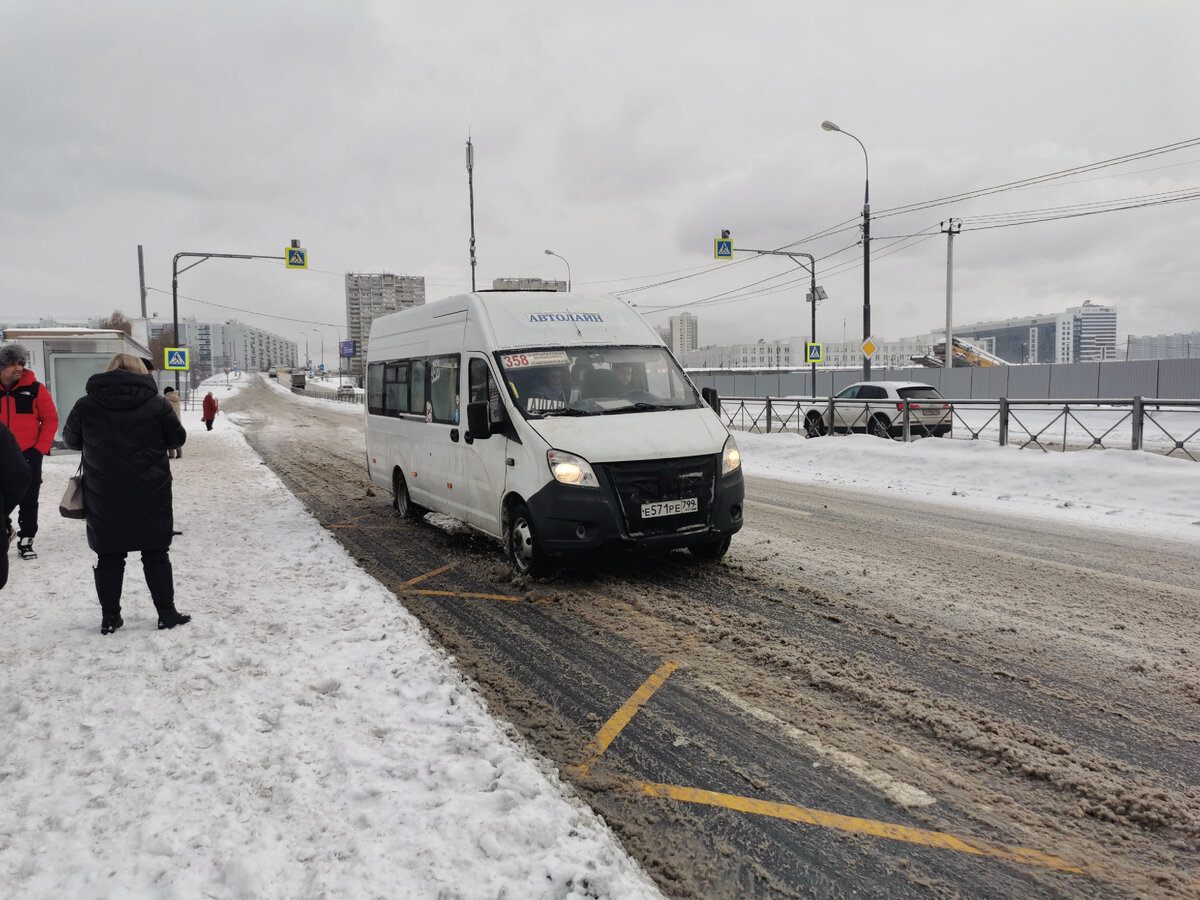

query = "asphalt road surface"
[226,377,1200,899]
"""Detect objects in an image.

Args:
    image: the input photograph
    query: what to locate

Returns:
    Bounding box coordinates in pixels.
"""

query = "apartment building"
[345,273,426,377]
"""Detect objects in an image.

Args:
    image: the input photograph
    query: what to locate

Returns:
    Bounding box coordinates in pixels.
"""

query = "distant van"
[365,291,744,576]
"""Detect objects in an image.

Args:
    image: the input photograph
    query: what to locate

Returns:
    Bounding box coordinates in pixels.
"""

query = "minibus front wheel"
[394,470,426,520]
[689,535,731,561]
[507,502,549,579]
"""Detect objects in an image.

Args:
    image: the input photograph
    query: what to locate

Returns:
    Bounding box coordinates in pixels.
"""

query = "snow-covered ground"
[1,376,659,900]
[737,428,1200,543]
[3,375,1197,899]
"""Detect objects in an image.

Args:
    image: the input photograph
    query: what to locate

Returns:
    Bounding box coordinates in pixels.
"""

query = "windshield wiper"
[597,401,674,414]
[536,407,598,417]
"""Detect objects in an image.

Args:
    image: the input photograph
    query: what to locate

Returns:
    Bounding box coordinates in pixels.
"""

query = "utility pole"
[137,245,148,317]
[941,219,961,368]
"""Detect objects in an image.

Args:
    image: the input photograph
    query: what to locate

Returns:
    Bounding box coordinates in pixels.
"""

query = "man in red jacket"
[0,343,59,560]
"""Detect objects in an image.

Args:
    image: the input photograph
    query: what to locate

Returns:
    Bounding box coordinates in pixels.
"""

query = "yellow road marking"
[570,661,1090,878]
[407,588,543,603]
[405,564,457,586]
[388,562,1092,880]
[628,781,1087,874]
[327,513,375,528]
[570,661,678,778]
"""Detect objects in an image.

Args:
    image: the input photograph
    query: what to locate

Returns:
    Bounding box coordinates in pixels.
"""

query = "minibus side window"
[367,362,385,416]
[429,355,460,424]
[469,357,504,426]
[409,360,427,414]
[383,361,408,418]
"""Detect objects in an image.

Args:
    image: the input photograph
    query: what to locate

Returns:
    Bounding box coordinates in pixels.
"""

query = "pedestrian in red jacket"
[202,392,218,431]
[0,343,59,561]
[0,420,31,590]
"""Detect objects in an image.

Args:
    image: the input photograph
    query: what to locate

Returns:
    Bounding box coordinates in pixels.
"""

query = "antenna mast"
[466,137,477,291]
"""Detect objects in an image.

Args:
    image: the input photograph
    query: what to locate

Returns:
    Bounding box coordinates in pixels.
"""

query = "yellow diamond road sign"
[861,337,878,359]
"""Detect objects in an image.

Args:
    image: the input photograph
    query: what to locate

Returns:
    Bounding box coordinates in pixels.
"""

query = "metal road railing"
[716,397,1200,461]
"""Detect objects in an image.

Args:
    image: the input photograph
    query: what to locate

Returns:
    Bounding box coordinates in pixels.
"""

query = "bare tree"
[149,326,176,362]
[98,310,132,336]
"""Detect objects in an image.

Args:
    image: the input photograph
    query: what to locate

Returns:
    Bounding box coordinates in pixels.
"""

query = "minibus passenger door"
[461,356,510,536]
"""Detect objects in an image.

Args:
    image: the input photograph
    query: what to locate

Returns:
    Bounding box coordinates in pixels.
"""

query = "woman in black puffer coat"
[63,354,190,634]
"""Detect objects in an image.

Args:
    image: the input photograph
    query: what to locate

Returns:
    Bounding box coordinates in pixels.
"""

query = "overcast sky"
[3,1,1198,359]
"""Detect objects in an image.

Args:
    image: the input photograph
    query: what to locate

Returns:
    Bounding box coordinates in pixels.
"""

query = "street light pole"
[172,241,302,394]
[309,328,324,375]
[720,237,823,397]
[822,120,871,381]
[544,249,571,291]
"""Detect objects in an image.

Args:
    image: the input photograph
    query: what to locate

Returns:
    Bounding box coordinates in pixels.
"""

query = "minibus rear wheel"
[507,502,549,578]
[394,471,426,520]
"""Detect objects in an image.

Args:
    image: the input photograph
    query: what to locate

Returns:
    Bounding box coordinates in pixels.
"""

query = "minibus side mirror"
[702,387,721,415]
[467,401,491,439]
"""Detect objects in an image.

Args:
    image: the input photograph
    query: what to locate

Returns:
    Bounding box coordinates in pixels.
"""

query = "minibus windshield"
[498,346,703,419]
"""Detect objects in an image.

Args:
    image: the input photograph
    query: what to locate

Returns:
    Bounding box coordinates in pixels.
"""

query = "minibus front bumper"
[525,461,744,556]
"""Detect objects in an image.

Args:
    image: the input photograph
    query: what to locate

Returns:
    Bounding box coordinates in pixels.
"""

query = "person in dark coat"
[0,420,31,591]
[201,392,218,431]
[62,353,191,634]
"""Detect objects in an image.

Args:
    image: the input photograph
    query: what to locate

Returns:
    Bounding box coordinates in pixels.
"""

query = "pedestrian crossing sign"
[164,348,189,371]
[714,239,733,259]
[805,342,824,363]
[286,247,308,269]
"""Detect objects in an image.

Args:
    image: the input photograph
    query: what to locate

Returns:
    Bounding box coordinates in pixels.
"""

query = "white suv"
[819,381,951,438]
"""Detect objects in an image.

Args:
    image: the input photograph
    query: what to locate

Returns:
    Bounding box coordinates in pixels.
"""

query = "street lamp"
[308,328,324,376]
[821,120,871,381]
[717,231,823,398]
[544,249,571,291]
[171,240,303,394]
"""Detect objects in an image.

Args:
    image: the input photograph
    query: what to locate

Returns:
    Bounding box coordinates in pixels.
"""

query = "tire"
[393,470,426,520]
[506,502,549,578]
[869,414,893,439]
[689,535,731,560]
[804,412,826,438]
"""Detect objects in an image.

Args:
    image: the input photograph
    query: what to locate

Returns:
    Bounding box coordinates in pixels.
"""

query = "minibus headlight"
[721,435,742,476]
[547,449,599,487]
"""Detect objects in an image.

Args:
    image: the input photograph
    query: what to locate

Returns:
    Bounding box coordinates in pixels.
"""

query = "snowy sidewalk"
[0,380,658,899]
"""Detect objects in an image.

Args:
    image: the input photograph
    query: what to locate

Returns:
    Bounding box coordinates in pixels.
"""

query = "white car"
[819,381,951,438]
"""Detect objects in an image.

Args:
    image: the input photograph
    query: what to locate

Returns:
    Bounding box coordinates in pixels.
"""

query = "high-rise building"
[1126,331,1200,360]
[345,273,426,377]
[1067,301,1118,361]
[927,301,1116,364]
[147,317,296,378]
[669,312,699,357]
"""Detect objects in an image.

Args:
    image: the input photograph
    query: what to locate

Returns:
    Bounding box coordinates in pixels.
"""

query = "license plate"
[641,498,698,519]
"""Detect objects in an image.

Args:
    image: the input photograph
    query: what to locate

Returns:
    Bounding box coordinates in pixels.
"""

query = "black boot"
[144,556,191,630]
[94,565,124,636]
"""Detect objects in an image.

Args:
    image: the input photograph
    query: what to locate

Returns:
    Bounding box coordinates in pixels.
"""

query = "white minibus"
[365,291,743,576]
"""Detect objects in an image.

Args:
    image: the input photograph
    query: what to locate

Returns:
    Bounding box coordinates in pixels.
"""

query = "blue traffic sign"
[805,342,824,364]
[164,347,190,370]
[714,239,733,259]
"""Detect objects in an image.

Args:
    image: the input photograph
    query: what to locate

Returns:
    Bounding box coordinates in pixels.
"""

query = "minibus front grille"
[603,455,717,537]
